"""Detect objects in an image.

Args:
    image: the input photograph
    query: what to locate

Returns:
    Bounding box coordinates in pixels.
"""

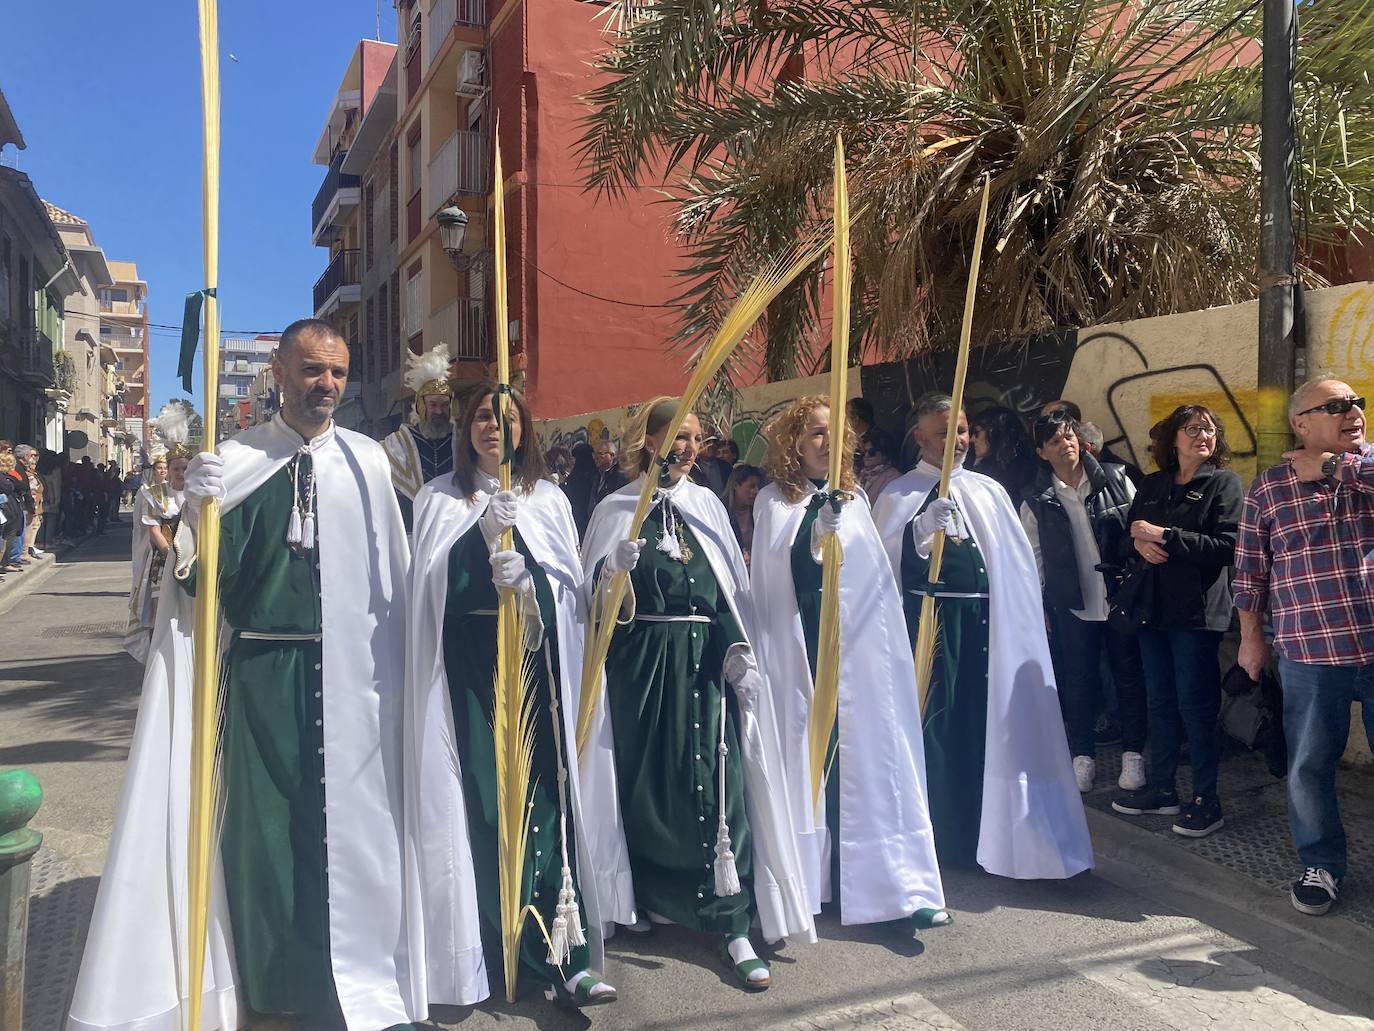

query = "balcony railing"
[427,0,486,63]
[428,130,488,217]
[19,328,55,385]
[432,297,490,362]
[98,298,146,316]
[313,249,361,313]
[312,151,361,236]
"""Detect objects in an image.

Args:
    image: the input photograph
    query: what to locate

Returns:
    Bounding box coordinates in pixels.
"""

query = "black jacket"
[1022,453,1135,611]
[1120,463,1242,632]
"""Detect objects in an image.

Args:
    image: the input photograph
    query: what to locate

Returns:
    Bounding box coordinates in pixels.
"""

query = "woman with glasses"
[967,406,1039,504]
[858,428,902,500]
[1111,404,1242,839]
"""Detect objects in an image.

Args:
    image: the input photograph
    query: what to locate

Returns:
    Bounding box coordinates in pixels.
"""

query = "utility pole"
[1256,0,1299,470]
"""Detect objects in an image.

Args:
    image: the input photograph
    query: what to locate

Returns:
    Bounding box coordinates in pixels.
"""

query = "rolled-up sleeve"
[1232,480,1271,613]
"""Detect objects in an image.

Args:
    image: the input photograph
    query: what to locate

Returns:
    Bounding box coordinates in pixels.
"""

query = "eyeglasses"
[1295,396,1365,417]
[864,447,882,457]
[1182,424,1218,439]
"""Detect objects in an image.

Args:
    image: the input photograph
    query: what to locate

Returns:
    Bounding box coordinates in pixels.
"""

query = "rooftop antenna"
[376,0,382,40]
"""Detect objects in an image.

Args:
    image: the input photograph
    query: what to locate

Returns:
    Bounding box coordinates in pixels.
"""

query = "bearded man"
[385,345,456,533]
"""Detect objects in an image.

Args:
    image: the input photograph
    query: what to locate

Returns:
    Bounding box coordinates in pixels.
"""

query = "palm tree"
[579,0,1374,385]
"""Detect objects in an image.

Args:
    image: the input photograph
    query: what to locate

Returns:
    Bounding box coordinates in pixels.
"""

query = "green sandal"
[719,938,771,991]
[912,907,953,930]
[552,971,618,1009]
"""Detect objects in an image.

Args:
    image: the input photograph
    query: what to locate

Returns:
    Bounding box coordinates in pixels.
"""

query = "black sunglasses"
[1296,396,1365,417]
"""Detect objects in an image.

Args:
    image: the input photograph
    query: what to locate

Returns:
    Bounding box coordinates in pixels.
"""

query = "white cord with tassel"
[286,448,317,551]
[713,692,741,897]
[286,452,303,547]
[543,642,585,965]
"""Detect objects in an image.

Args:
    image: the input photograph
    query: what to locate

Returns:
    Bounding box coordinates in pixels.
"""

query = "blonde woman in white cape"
[408,380,629,1008]
[581,399,815,994]
[123,449,188,663]
[751,397,948,932]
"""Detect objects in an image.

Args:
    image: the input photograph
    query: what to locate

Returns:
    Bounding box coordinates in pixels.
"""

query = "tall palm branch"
[579,0,1374,383]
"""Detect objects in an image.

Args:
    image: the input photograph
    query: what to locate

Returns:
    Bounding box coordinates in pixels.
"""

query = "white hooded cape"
[750,482,945,923]
[581,475,817,945]
[407,475,637,1003]
[68,414,427,1031]
[870,462,1093,881]
[125,483,183,663]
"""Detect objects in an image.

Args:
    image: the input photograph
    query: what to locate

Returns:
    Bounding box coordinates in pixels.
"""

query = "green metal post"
[0,769,43,1030]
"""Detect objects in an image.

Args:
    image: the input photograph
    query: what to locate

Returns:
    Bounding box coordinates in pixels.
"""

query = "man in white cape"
[871,394,1092,880]
[406,463,636,1003]
[67,320,430,1030]
[751,471,946,927]
[581,471,816,951]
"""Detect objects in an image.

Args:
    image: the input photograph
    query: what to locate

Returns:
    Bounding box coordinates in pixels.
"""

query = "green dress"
[790,492,843,895]
[186,457,339,1020]
[900,496,991,867]
[605,503,756,936]
[441,523,590,991]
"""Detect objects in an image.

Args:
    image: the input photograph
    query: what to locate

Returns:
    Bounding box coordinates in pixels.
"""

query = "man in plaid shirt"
[1235,377,1374,919]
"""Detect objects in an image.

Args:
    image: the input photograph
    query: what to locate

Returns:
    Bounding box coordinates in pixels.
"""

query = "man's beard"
[421,415,451,440]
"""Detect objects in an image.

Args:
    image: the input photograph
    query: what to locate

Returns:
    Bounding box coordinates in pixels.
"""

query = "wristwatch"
[1321,453,1341,479]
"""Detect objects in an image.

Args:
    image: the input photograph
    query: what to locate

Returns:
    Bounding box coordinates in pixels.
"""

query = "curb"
[0,535,92,613]
[1085,805,1374,1018]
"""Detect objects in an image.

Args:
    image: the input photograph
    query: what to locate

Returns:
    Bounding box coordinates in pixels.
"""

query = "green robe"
[790,496,842,896]
[441,524,590,991]
[186,458,339,1020]
[901,498,991,868]
[605,504,755,936]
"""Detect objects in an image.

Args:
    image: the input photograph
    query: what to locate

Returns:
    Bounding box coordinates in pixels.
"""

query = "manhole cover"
[41,621,126,639]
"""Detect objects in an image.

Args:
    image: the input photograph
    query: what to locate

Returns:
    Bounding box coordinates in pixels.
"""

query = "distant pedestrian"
[968,405,1039,502]
[565,434,625,537]
[858,428,901,499]
[1235,379,1374,917]
[0,452,25,576]
[544,443,574,485]
[724,462,764,567]
[15,445,45,558]
[1040,399,1144,487]
[1111,404,1241,840]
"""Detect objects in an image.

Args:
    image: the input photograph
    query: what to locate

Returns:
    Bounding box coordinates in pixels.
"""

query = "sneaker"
[1118,751,1146,791]
[1291,867,1340,916]
[29,547,46,557]
[1172,796,1224,838]
[1111,786,1182,816]
[1073,755,1096,793]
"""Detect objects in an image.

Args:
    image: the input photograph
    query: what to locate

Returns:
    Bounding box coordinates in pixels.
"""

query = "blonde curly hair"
[763,395,858,504]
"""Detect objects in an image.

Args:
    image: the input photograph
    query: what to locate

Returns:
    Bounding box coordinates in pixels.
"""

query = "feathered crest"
[151,403,191,445]
[402,344,454,394]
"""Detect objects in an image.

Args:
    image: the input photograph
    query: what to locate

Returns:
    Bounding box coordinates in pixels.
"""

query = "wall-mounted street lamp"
[437,206,470,269]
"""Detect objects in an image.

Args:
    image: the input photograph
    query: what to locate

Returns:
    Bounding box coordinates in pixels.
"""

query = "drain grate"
[41,621,127,639]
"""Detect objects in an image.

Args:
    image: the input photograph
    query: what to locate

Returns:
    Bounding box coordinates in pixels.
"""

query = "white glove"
[606,537,645,574]
[810,501,844,563]
[490,549,533,594]
[731,669,764,714]
[480,490,520,550]
[914,497,958,540]
[183,453,226,505]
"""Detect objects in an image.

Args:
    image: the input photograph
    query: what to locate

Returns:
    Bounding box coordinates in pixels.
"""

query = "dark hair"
[970,405,1035,467]
[1031,409,1081,450]
[861,427,898,463]
[545,444,573,475]
[717,438,740,463]
[725,463,764,508]
[1148,404,1231,471]
[846,397,875,424]
[276,318,342,358]
[452,380,547,501]
[1043,399,1083,422]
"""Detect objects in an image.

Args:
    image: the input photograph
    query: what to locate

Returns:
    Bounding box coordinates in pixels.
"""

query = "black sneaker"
[1291,867,1340,915]
[1111,786,1181,816]
[1094,714,1123,746]
[1172,796,1224,838]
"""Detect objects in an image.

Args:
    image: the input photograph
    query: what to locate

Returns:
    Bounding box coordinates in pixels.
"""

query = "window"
[363,181,375,270]
[407,128,422,200]
[388,142,399,243]
[405,264,424,342]
[389,271,402,371]
[364,295,377,382]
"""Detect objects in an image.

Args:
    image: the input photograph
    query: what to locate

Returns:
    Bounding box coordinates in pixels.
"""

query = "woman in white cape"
[408,380,632,1008]
[750,397,948,930]
[123,449,187,663]
[580,398,814,993]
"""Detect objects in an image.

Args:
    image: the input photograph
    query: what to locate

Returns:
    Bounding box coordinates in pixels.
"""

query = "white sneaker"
[1118,751,1146,791]
[29,547,46,558]
[1073,755,1096,793]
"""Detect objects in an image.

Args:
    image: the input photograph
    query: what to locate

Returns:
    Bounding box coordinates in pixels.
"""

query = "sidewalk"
[1084,741,1374,933]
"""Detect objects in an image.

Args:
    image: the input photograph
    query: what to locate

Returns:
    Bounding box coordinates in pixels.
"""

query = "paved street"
[5,532,1374,1031]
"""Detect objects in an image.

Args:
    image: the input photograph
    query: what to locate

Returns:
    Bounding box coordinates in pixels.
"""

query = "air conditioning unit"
[456,51,485,97]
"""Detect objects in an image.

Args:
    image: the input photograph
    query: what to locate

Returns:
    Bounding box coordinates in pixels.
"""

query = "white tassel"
[546,863,585,965]
[655,492,683,560]
[286,505,302,546]
[547,913,570,967]
[300,512,316,550]
[714,817,741,897]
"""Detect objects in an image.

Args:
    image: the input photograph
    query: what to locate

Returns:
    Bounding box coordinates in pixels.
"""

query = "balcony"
[108,332,145,353]
[313,249,362,318]
[431,296,490,362]
[98,298,146,317]
[18,328,55,386]
[428,130,488,217]
[428,0,487,64]
[311,151,361,246]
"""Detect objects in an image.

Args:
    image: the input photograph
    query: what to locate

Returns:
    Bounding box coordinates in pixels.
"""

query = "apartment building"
[311,39,395,433]
[46,203,128,464]
[98,260,150,454]
[312,1,690,431]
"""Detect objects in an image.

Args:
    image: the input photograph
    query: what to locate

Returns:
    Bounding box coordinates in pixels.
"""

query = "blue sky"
[0,2,395,418]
